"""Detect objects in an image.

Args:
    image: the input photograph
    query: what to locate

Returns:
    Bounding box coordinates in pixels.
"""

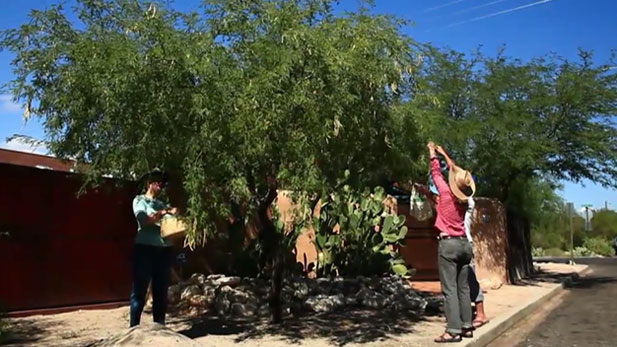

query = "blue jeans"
[130,244,173,327]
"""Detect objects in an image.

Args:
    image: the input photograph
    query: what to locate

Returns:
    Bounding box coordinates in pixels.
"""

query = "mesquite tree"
[1,0,421,321]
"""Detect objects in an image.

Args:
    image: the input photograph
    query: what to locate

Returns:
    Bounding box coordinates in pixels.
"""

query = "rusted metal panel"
[0,163,136,312]
[0,148,75,172]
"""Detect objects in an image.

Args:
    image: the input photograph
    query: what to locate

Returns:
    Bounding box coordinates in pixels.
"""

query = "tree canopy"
[1,0,423,246]
[409,46,617,203]
[3,0,617,284]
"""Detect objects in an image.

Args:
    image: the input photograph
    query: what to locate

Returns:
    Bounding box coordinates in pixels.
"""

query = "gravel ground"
[3,262,586,347]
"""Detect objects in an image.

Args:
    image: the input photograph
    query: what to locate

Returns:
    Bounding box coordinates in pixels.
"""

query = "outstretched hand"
[436,145,446,155]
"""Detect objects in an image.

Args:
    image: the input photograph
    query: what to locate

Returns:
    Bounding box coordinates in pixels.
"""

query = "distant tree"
[590,209,617,240]
[411,46,617,198]
[407,46,617,279]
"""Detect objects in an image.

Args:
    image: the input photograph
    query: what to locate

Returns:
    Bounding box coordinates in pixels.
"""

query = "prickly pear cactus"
[314,185,410,277]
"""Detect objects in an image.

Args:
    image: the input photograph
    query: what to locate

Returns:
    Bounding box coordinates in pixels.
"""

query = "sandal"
[462,328,474,338]
[473,319,490,328]
[434,332,462,343]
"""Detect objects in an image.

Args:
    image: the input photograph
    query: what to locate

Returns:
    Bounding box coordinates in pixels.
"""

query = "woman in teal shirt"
[130,170,178,327]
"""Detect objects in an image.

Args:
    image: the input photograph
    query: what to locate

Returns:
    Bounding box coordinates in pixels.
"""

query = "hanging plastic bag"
[409,186,434,221]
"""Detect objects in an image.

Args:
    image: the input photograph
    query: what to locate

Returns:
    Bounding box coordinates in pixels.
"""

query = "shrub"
[532,247,545,257]
[571,246,596,257]
[544,248,566,257]
[583,237,615,257]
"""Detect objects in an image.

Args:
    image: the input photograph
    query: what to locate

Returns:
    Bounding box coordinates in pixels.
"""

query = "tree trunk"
[255,175,283,323]
[506,208,535,283]
[270,245,284,323]
[258,214,284,323]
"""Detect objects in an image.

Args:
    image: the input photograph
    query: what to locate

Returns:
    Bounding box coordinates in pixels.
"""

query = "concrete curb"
[461,265,591,347]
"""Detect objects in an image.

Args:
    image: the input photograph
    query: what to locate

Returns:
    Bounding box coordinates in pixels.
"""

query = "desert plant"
[571,246,596,257]
[583,237,615,257]
[314,183,409,278]
[543,248,567,257]
[531,247,546,257]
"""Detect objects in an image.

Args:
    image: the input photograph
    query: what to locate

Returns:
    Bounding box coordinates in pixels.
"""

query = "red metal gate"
[0,163,136,312]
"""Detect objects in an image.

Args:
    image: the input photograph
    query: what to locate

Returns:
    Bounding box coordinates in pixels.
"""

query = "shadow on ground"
[509,269,575,287]
[1,318,59,346]
[512,264,617,290]
[175,308,425,346]
[565,275,617,289]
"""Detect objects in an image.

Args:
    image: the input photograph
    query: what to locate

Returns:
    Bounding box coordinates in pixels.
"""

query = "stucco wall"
[287,194,509,286]
[470,198,509,287]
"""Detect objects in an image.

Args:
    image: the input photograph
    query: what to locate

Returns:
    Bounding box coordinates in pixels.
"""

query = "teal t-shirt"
[132,195,171,247]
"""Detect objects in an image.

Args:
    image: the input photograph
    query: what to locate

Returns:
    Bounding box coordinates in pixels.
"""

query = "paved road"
[490,257,617,347]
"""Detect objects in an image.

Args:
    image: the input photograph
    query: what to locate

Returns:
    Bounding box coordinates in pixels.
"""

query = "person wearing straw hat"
[129,169,178,327]
[427,142,476,343]
[424,150,488,328]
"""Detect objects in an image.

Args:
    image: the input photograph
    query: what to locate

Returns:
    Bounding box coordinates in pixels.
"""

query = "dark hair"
[146,170,167,185]
[137,169,168,193]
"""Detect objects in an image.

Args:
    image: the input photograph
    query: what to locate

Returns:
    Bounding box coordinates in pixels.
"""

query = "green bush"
[544,248,567,257]
[571,246,595,257]
[532,247,545,257]
[583,237,615,257]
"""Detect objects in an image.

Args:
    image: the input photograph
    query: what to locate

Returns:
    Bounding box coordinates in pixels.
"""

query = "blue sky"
[0,0,615,211]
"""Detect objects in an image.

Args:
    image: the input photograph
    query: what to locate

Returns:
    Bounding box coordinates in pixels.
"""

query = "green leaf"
[316,234,327,249]
[392,264,409,276]
[350,214,360,230]
[275,219,284,232]
[383,215,394,234]
[383,232,398,243]
[398,226,408,239]
[371,232,383,245]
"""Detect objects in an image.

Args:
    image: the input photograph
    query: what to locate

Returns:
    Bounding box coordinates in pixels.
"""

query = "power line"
[439,0,555,30]
[421,0,467,14]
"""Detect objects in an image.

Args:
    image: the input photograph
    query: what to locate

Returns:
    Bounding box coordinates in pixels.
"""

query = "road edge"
[461,265,591,347]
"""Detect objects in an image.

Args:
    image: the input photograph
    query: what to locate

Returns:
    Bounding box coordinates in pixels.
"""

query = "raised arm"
[436,145,455,169]
[428,142,449,196]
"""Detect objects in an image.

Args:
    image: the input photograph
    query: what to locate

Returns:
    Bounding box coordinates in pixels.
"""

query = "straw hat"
[448,165,476,201]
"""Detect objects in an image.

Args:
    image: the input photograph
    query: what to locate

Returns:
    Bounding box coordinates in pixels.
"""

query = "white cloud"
[0,138,48,155]
[0,94,23,113]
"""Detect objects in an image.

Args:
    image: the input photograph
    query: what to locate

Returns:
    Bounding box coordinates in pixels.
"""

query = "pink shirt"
[430,157,465,236]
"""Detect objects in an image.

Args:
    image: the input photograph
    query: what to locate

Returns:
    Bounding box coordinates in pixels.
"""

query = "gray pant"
[438,238,474,335]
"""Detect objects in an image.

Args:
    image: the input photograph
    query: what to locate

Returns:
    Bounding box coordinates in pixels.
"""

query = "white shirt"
[464,197,475,243]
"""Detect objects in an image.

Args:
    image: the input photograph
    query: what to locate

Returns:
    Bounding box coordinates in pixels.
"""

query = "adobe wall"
[470,198,509,287]
[180,191,509,288]
[285,193,509,287]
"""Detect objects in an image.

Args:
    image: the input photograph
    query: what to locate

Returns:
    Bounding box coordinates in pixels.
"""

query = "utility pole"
[568,202,574,265]
[582,204,593,232]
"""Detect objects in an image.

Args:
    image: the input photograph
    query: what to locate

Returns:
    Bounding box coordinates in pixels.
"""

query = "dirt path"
[4,306,444,347]
[3,262,586,347]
